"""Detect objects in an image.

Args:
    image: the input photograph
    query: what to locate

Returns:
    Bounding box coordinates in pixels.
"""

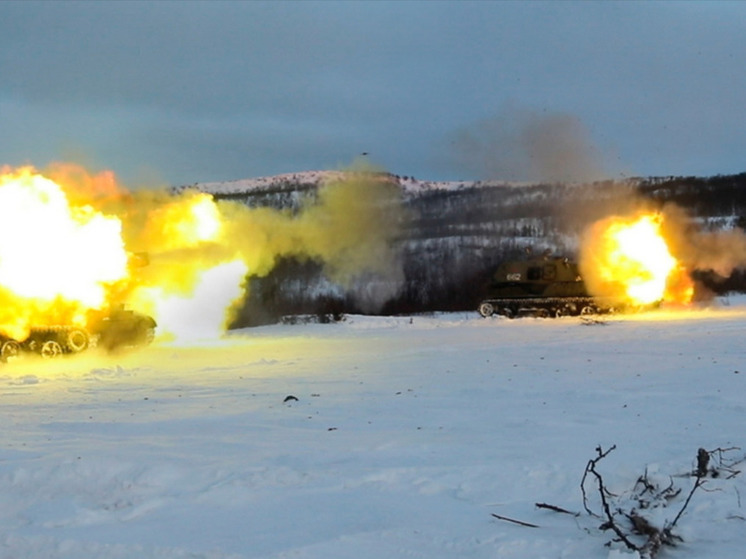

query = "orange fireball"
[0,165,249,343]
[580,213,694,306]
[0,167,129,339]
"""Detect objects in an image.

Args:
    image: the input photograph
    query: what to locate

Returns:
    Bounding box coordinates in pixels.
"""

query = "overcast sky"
[1,0,745,187]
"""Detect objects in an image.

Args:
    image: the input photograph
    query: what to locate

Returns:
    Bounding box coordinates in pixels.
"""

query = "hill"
[178,172,746,326]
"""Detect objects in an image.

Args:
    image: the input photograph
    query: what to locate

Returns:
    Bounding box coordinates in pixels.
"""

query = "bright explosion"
[0,164,246,345]
[580,212,694,307]
[0,161,404,356]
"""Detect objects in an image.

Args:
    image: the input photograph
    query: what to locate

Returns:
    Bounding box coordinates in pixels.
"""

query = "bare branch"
[669,476,704,529]
[704,446,744,479]
[581,444,617,517]
[536,446,739,558]
[581,445,639,552]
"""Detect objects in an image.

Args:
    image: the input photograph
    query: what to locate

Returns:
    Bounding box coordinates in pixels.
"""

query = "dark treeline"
[221,173,746,326]
[638,173,746,217]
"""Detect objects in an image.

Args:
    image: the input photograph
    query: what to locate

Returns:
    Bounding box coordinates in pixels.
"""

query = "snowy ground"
[3,298,746,558]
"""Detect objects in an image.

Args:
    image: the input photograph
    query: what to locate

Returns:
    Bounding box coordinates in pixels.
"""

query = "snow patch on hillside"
[175,170,527,197]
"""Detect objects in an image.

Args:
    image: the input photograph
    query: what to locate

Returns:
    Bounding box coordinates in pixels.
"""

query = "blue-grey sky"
[1,0,745,187]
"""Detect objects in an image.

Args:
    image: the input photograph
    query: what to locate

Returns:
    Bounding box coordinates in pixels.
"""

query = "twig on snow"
[581,445,639,553]
[704,446,744,479]
[583,446,711,558]
[491,513,539,528]
[580,444,617,517]
[535,502,580,516]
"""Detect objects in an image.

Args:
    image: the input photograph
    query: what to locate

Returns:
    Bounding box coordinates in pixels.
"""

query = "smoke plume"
[448,106,608,183]
[660,204,746,279]
[218,162,408,312]
[124,161,408,332]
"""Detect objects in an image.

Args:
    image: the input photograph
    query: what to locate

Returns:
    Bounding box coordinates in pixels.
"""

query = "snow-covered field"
[3,298,746,559]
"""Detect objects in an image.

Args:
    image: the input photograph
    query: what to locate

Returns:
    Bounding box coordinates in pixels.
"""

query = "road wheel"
[65,329,89,353]
[1,340,20,362]
[40,340,63,359]
[478,302,495,318]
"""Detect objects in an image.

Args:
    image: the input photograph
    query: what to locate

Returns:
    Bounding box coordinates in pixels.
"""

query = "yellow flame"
[580,213,693,306]
[121,191,249,341]
[0,167,129,338]
[0,168,128,302]
[0,166,246,342]
[143,192,223,250]
[606,216,675,304]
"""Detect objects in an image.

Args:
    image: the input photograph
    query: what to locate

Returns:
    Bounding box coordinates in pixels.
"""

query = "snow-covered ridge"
[174,170,523,197]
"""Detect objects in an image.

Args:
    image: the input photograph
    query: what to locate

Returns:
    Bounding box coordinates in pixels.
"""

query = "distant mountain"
[176,170,520,197]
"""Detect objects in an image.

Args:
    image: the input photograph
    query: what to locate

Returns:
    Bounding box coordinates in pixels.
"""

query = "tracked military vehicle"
[478,256,621,318]
[0,307,157,362]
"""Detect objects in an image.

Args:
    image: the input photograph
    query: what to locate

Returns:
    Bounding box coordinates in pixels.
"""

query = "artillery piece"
[0,307,156,361]
[478,256,621,318]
